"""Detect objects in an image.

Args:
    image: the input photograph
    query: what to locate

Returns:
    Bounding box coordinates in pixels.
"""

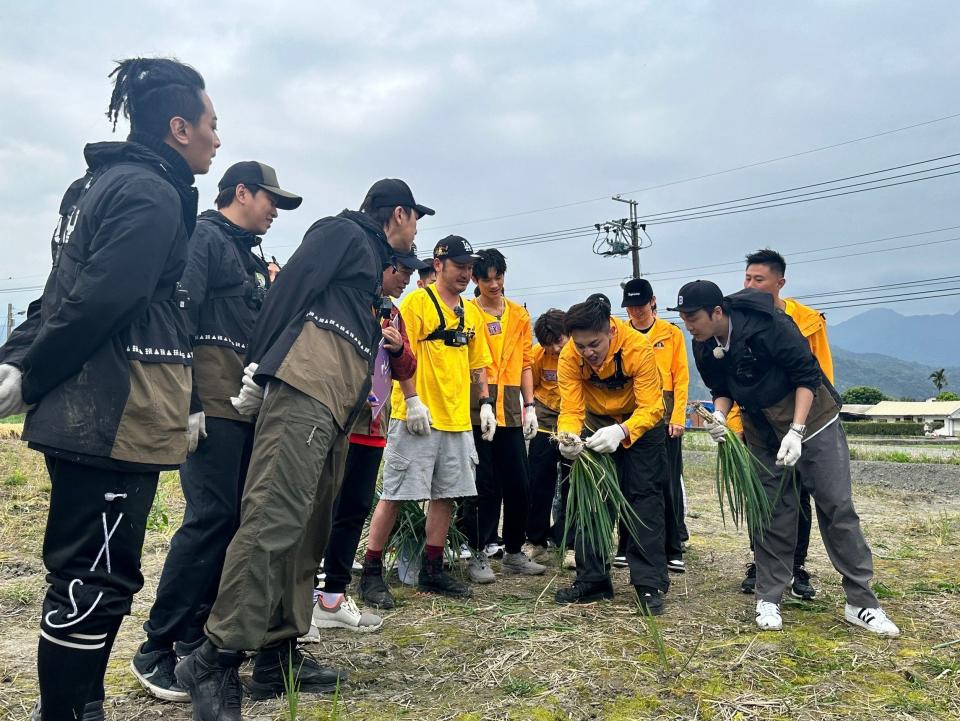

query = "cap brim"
[443,253,480,264]
[666,305,698,313]
[393,255,431,271]
[260,185,303,211]
[621,296,653,308]
[414,204,435,217]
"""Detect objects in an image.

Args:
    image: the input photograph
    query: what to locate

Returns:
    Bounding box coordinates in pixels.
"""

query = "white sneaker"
[468,551,496,583]
[298,624,320,643]
[844,604,900,637]
[312,595,383,633]
[352,559,363,571]
[563,550,577,570]
[459,543,472,560]
[756,600,783,631]
[484,542,505,559]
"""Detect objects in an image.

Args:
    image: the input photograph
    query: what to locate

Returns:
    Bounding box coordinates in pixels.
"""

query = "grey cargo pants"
[751,421,877,608]
[205,380,348,650]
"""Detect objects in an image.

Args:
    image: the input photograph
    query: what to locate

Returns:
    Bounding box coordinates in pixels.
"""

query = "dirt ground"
[1,437,959,721]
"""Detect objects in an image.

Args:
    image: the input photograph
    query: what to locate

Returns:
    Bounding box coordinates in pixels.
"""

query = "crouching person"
[674,280,898,636]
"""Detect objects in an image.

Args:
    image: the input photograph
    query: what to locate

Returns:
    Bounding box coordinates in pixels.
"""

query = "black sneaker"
[417,556,472,598]
[358,559,396,609]
[612,555,628,568]
[554,579,614,604]
[175,636,207,659]
[248,642,347,700]
[31,699,104,721]
[174,640,244,721]
[741,562,756,594]
[791,566,817,600]
[667,559,686,574]
[130,643,190,702]
[635,586,665,616]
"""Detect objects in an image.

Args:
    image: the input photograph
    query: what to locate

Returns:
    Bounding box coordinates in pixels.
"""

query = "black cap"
[392,242,431,271]
[218,161,302,210]
[667,280,725,313]
[363,179,435,218]
[621,278,654,307]
[433,235,480,264]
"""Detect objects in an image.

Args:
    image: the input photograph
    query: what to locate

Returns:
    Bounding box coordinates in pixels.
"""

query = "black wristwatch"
[478,397,495,407]
[523,402,536,408]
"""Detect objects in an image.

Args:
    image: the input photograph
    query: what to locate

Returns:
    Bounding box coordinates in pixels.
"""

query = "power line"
[423,111,960,231]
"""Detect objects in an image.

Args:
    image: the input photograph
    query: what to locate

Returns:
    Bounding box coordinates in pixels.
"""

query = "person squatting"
[0,58,900,721]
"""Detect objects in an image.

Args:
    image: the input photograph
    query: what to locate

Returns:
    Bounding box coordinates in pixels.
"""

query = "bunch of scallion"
[694,404,773,536]
[554,431,645,562]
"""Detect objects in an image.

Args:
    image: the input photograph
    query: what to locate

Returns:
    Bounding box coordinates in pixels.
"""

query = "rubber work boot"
[247,641,347,700]
[418,555,472,598]
[357,558,396,609]
[554,578,614,604]
[174,640,244,721]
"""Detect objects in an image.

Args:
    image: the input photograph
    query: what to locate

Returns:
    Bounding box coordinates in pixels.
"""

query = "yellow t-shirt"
[390,286,492,432]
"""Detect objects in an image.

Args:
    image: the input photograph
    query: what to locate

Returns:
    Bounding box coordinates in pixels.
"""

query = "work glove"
[479,403,497,442]
[405,395,432,436]
[558,435,584,461]
[776,428,803,467]
[585,424,627,454]
[0,364,32,418]
[703,410,727,444]
[230,363,265,416]
[522,405,538,440]
[187,411,207,454]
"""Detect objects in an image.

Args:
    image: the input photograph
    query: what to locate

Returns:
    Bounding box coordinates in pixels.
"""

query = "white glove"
[405,395,432,436]
[479,403,497,442]
[187,411,207,454]
[558,436,584,461]
[0,364,33,418]
[704,410,727,444]
[522,404,538,440]
[585,424,627,454]
[230,363,265,416]
[776,428,803,467]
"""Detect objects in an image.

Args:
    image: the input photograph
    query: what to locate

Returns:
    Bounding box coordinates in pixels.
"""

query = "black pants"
[144,417,253,645]
[460,426,530,554]
[749,485,813,569]
[663,433,685,561]
[527,432,572,546]
[39,455,158,720]
[578,425,668,591]
[323,442,384,594]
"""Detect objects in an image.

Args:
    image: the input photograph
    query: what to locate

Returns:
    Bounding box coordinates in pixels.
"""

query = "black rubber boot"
[635,586,665,616]
[247,641,347,700]
[554,578,614,604]
[358,559,396,609]
[417,555,472,598]
[173,640,244,721]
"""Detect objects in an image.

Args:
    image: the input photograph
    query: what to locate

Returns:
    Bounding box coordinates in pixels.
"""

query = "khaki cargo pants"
[205,380,348,650]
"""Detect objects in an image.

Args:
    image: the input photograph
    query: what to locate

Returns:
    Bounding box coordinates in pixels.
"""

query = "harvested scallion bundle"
[554,431,646,562]
[694,404,772,536]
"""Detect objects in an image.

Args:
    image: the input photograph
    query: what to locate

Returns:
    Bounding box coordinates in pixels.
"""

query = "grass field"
[1,437,959,720]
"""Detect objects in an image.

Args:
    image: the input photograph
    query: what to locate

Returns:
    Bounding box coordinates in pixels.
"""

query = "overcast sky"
[2,1,959,331]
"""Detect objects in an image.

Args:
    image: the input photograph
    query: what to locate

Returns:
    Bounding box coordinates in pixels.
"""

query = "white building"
[863,401,960,437]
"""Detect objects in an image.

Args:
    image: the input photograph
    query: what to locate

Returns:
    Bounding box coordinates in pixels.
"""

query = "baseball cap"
[218,161,302,210]
[363,179,435,218]
[667,280,725,313]
[392,242,431,271]
[433,235,481,264]
[620,278,654,307]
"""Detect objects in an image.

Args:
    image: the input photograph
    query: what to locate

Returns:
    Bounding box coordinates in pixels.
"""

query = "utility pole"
[5,304,11,341]
[594,196,647,279]
[612,195,641,278]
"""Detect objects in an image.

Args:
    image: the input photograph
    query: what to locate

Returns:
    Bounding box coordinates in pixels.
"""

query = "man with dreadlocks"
[0,58,218,721]
[131,162,301,701]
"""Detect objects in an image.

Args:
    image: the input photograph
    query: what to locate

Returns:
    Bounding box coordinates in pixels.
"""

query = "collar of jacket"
[337,209,392,269]
[197,209,262,248]
[126,131,199,236]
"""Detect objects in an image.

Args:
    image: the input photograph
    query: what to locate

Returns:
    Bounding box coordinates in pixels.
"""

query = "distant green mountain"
[831,346,958,400]
[828,308,960,367]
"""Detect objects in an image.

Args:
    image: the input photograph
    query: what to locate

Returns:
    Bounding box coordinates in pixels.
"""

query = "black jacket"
[181,210,269,420]
[0,134,197,469]
[692,288,841,446]
[248,209,390,379]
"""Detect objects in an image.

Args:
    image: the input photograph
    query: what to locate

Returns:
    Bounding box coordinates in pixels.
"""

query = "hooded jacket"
[692,288,841,448]
[181,210,270,422]
[0,134,197,469]
[246,209,391,431]
[557,318,665,447]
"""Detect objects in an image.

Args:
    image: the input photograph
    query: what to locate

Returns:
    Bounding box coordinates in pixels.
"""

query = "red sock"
[425,544,444,561]
[364,548,383,563]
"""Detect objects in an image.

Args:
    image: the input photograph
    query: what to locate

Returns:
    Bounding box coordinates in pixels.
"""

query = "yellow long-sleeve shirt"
[557,318,664,447]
